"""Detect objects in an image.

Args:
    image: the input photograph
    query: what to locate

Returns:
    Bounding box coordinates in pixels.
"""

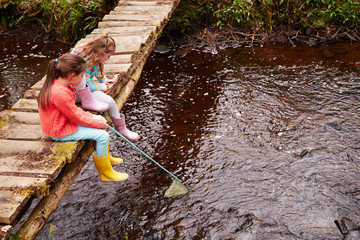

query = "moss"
[44,142,78,172]
[154,20,162,29]
[52,142,77,163]
[37,181,49,197]
[0,117,9,129]
[7,190,34,204]
[12,189,34,198]
[18,100,30,107]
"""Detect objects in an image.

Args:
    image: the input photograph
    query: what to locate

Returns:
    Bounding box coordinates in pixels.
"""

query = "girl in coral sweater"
[38,53,128,182]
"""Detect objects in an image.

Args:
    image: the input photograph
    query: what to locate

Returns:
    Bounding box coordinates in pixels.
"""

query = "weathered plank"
[113,5,172,13]
[110,10,169,20]
[24,89,40,99]
[0,124,47,140]
[98,20,157,28]
[30,77,45,90]
[0,176,50,191]
[0,190,32,225]
[104,63,133,75]
[92,26,156,36]
[77,35,149,55]
[7,112,40,125]
[119,1,174,6]
[103,13,166,22]
[112,35,150,53]
[0,154,63,176]
[0,140,45,154]
[107,54,134,64]
[11,99,38,112]
[0,111,40,125]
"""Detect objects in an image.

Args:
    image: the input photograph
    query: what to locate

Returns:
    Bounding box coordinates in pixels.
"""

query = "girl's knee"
[98,131,109,144]
[108,100,117,109]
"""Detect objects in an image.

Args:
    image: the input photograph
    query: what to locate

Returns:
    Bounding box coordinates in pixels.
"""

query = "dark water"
[2,40,360,239]
[0,39,70,111]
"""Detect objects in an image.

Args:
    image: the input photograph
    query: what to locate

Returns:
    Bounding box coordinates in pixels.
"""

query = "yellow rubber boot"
[93,154,128,182]
[109,153,123,165]
[108,144,123,165]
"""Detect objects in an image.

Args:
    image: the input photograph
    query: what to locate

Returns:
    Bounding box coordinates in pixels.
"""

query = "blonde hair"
[77,33,115,74]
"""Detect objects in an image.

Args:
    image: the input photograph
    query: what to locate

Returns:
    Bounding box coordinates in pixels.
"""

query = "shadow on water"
[3,40,360,239]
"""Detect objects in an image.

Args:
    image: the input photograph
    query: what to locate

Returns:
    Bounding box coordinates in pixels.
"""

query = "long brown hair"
[77,33,115,74]
[38,53,86,110]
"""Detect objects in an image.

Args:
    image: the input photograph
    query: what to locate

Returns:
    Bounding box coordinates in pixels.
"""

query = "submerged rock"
[335,218,360,240]
[154,44,171,54]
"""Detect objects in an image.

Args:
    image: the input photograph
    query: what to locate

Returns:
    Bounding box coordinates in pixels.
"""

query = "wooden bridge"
[0,0,180,239]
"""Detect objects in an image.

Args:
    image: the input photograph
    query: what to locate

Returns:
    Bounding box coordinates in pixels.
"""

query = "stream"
[1,39,360,239]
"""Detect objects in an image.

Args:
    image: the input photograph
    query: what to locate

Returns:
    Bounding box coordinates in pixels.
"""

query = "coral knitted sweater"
[38,79,104,137]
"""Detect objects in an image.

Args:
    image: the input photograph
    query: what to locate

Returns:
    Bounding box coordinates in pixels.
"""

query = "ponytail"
[38,53,86,110]
[38,59,57,110]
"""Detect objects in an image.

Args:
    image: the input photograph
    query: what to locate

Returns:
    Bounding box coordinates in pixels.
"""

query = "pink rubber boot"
[76,87,109,112]
[112,114,139,141]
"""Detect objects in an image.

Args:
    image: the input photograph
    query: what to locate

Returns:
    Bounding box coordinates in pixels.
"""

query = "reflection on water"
[3,41,359,239]
[0,39,70,111]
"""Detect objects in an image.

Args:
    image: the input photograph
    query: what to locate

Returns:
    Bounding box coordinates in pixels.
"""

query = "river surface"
[1,39,360,239]
[0,39,71,111]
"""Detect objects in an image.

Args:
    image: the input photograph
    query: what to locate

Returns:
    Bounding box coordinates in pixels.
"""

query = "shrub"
[0,0,111,41]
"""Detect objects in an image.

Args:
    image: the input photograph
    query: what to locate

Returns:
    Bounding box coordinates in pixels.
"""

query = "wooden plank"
[0,140,45,154]
[77,35,149,54]
[8,112,41,125]
[1,111,40,124]
[0,176,49,191]
[0,124,47,140]
[92,26,156,36]
[113,5,172,13]
[0,141,81,176]
[0,155,61,176]
[30,77,45,90]
[98,20,157,28]
[0,191,32,225]
[82,34,149,44]
[107,54,133,64]
[110,10,169,19]
[11,99,38,112]
[104,63,132,74]
[113,35,149,53]
[103,13,166,22]
[119,1,175,7]
[24,89,40,99]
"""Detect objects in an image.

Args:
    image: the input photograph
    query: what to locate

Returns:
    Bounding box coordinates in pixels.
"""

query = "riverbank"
[1,0,359,51]
[2,24,359,53]
[162,25,360,54]
[0,26,72,44]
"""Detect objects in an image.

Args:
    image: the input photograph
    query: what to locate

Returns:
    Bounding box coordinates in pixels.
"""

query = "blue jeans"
[51,115,109,156]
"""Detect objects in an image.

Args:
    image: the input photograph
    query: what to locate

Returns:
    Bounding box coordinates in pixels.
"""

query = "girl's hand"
[103,122,108,130]
[105,79,116,84]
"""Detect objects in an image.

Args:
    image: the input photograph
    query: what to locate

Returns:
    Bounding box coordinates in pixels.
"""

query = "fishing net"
[164,178,189,197]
